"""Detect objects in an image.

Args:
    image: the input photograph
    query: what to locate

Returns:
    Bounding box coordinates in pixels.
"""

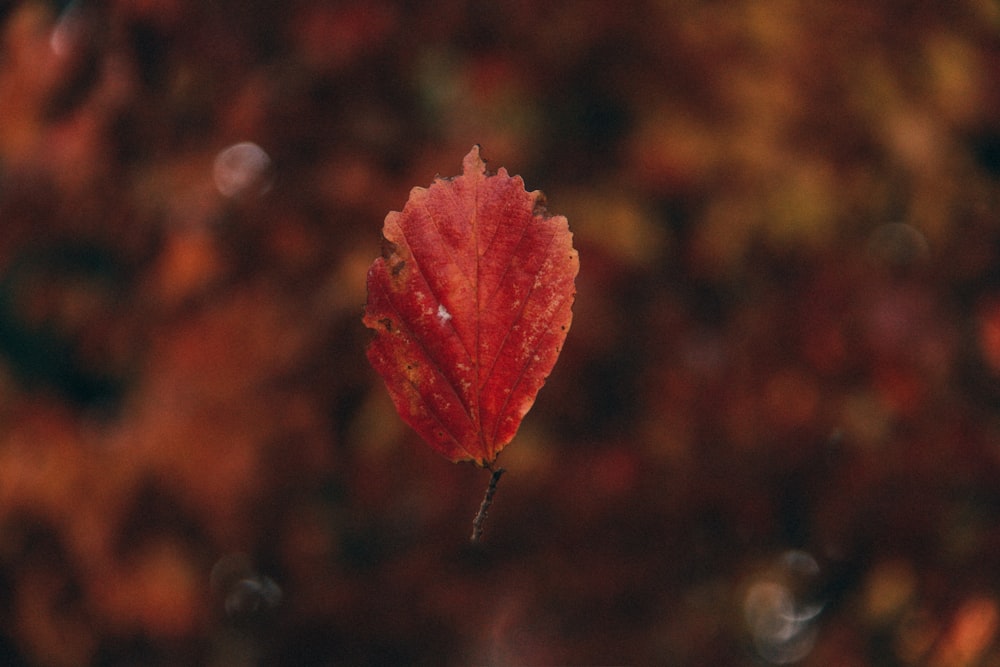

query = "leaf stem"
[470,467,506,542]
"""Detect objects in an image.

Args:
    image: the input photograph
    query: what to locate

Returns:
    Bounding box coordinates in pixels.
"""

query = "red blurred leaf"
[363,146,578,466]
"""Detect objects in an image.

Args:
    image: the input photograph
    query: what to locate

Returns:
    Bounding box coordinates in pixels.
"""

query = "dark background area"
[1,1,1000,665]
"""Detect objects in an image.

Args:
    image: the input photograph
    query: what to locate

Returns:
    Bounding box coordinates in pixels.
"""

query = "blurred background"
[0,0,999,664]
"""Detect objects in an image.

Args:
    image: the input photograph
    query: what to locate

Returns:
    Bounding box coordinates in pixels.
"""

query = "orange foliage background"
[0,1,999,665]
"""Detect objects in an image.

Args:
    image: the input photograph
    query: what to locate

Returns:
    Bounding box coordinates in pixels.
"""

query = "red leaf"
[363,146,579,466]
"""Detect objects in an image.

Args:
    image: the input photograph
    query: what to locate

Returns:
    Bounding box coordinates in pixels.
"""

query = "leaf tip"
[463,145,487,178]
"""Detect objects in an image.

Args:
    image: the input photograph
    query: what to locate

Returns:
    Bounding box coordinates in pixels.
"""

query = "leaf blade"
[363,146,578,466]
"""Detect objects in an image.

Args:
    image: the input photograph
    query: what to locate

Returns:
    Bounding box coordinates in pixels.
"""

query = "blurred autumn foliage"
[1,0,999,665]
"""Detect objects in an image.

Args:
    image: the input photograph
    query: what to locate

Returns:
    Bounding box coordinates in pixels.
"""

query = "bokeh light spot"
[213,142,271,198]
[867,222,930,267]
[744,551,824,664]
[210,553,282,619]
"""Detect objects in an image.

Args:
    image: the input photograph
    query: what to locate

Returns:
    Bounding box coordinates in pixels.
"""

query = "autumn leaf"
[363,146,578,468]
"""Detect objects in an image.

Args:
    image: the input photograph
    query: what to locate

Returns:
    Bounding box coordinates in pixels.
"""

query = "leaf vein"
[488,275,572,451]
[372,273,477,462]
[396,217,475,369]
[482,228,564,447]
[483,209,534,310]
